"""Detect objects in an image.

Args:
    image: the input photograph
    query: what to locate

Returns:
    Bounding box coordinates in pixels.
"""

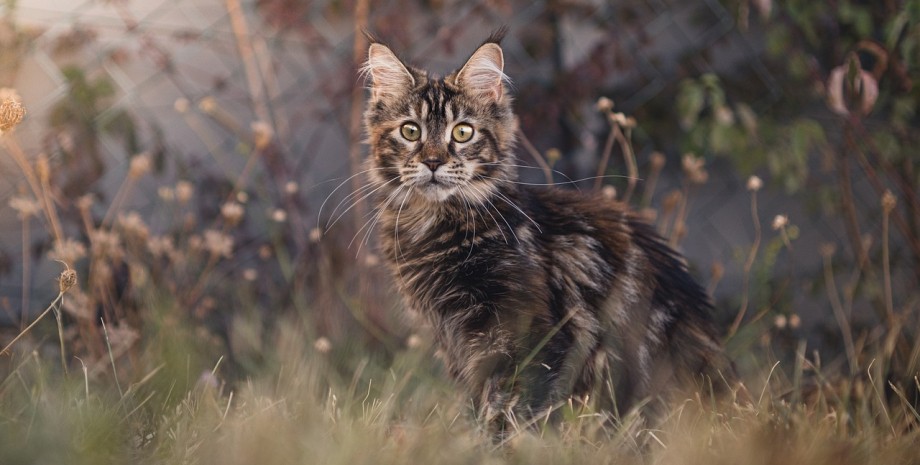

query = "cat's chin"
[416,182,459,203]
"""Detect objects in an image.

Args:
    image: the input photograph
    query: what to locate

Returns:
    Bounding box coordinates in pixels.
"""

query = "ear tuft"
[364,44,415,101]
[455,43,507,102]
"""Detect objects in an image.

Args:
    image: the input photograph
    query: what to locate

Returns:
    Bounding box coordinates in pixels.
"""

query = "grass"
[1,311,919,465]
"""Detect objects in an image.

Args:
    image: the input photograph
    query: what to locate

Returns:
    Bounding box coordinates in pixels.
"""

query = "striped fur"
[363,34,736,435]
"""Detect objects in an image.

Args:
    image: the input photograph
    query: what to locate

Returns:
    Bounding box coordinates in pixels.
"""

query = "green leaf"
[677,79,705,130]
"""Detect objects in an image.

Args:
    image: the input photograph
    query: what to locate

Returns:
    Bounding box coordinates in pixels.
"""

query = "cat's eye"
[452,123,474,143]
[400,122,421,141]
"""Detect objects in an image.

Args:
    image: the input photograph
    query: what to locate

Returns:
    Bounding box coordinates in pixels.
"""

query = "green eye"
[400,122,421,141]
[452,123,474,143]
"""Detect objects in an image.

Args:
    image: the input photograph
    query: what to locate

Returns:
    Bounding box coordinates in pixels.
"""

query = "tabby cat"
[362,32,737,435]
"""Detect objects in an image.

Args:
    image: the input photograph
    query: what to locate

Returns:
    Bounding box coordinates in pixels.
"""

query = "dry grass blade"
[1,262,77,357]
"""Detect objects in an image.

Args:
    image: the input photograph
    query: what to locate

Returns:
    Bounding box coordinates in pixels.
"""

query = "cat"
[362,31,738,436]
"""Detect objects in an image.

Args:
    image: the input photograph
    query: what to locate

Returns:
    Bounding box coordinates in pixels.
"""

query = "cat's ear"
[365,43,415,101]
[455,43,507,102]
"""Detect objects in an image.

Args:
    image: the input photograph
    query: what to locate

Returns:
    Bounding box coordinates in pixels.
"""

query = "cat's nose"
[422,159,444,172]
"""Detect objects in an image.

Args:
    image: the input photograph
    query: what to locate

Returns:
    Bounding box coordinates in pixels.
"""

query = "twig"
[882,192,896,327]
[823,251,858,375]
[53,295,67,375]
[101,318,124,398]
[594,121,618,191]
[615,126,638,203]
[20,214,30,331]
[838,127,871,268]
[2,137,63,243]
[225,0,273,126]
[1,292,64,356]
[728,188,761,337]
[517,129,554,185]
[348,0,371,241]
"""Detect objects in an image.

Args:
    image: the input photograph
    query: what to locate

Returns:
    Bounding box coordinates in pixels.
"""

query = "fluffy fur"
[362,33,736,436]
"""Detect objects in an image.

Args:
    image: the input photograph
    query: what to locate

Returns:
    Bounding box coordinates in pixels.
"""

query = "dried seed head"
[251,121,274,150]
[175,181,194,204]
[0,94,25,132]
[649,152,666,170]
[158,186,175,201]
[752,0,772,16]
[746,175,763,192]
[881,189,897,213]
[545,148,561,165]
[406,334,423,349]
[174,98,190,114]
[128,153,152,179]
[56,261,78,294]
[789,313,801,329]
[270,208,287,223]
[76,194,95,211]
[198,96,217,114]
[117,211,149,241]
[220,201,245,226]
[609,112,629,126]
[90,230,124,261]
[772,214,788,230]
[774,314,788,329]
[203,229,234,258]
[314,337,332,354]
[681,153,708,184]
[48,238,87,264]
[714,105,735,125]
[595,97,614,113]
[309,227,322,243]
[601,185,616,200]
[147,235,175,257]
[284,181,299,195]
[364,253,380,267]
[8,195,41,218]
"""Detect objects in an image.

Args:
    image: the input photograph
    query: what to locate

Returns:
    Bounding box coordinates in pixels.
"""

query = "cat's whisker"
[493,190,542,233]
[360,184,409,250]
[476,171,643,187]
[392,187,414,284]
[317,166,389,223]
[325,180,379,229]
[349,184,406,252]
[464,184,512,244]
[477,162,580,186]
[458,193,475,263]
[325,177,398,231]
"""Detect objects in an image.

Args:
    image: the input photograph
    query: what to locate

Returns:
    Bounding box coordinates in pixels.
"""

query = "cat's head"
[363,34,517,205]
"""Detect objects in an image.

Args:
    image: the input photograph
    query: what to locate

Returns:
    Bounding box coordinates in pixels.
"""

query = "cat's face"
[364,39,517,205]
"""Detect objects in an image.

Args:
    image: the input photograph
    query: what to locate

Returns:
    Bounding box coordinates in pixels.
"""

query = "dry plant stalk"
[2,94,65,244]
[517,129,554,185]
[729,177,763,337]
[225,0,272,127]
[1,262,78,358]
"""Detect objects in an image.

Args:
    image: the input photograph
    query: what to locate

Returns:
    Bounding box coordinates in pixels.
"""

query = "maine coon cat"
[362,32,737,435]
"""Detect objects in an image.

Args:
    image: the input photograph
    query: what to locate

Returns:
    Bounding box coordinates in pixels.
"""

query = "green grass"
[2,305,918,465]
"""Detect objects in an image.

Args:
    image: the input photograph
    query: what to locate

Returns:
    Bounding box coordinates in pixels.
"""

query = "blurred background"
[0,0,917,383]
